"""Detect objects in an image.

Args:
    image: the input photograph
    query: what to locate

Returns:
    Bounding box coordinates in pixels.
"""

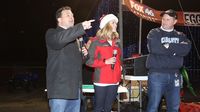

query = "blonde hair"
[96,22,119,40]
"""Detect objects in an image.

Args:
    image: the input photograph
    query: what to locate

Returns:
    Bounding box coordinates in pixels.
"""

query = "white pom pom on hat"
[99,14,118,29]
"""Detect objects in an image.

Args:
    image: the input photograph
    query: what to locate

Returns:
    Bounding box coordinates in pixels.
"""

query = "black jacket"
[45,23,85,99]
[146,28,191,74]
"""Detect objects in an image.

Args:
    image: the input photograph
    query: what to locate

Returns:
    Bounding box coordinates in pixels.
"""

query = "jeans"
[49,91,80,112]
[94,85,118,112]
[146,72,181,112]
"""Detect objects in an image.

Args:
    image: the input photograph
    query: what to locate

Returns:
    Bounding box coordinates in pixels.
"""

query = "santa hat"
[99,14,118,29]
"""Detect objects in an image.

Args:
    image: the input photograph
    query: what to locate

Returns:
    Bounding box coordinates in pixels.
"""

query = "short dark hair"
[55,6,71,19]
[160,9,177,19]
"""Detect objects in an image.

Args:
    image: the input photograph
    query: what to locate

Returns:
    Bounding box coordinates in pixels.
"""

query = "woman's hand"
[104,57,116,65]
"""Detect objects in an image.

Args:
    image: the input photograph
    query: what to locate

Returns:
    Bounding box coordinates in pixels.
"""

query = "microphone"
[111,49,117,70]
[79,37,88,59]
[79,37,84,49]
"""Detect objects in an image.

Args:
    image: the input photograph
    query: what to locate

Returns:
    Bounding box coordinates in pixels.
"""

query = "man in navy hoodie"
[146,9,191,112]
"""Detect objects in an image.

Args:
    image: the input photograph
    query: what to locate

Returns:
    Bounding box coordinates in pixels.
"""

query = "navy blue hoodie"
[146,28,191,74]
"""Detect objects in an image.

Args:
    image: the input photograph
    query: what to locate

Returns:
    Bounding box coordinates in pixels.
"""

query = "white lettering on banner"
[184,12,200,26]
[130,0,144,13]
[129,0,158,22]
[144,8,155,17]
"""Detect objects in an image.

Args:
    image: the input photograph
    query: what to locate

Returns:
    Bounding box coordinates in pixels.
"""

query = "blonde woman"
[86,14,122,112]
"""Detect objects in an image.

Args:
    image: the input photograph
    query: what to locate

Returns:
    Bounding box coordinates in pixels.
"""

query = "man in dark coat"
[45,6,94,112]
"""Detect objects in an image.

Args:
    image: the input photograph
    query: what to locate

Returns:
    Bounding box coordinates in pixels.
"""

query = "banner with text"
[123,0,200,26]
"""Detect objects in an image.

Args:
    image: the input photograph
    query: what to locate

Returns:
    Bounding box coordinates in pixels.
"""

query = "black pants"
[80,93,87,112]
[94,85,118,112]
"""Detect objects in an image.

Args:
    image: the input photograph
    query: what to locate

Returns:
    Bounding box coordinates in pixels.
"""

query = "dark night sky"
[0,0,100,66]
[0,0,199,66]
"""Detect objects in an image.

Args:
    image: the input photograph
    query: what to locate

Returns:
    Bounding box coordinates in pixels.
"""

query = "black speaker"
[123,55,148,76]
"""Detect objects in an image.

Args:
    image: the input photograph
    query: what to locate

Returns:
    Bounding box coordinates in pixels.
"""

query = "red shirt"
[86,38,122,84]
